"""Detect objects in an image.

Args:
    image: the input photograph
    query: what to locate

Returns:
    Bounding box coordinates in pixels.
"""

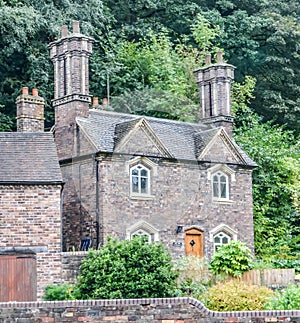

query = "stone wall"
[61,252,88,284]
[0,184,62,300]
[0,298,299,323]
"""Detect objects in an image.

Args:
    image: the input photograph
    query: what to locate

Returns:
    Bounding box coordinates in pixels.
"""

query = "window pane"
[132,169,138,176]
[220,175,226,183]
[220,182,227,198]
[132,176,139,192]
[141,169,147,177]
[222,237,228,244]
[214,236,220,244]
[141,177,148,193]
[213,181,219,197]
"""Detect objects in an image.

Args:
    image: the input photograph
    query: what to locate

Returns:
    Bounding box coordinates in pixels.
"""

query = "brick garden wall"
[0,297,299,323]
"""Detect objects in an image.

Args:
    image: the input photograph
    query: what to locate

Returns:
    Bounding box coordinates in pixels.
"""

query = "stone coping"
[0,297,299,319]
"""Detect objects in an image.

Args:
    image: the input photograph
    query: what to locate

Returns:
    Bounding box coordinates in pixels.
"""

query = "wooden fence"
[242,268,295,286]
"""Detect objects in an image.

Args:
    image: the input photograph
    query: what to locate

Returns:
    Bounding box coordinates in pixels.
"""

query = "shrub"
[205,280,273,311]
[265,284,300,310]
[209,240,254,278]
[176,279,208,303]
[43,284,77,301]
[76,237,178,299]
[271,259,300,274]
[175,255,212,284]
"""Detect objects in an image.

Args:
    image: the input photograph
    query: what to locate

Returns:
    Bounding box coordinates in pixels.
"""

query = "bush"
[176,279,208,303]
[265,285,300,310]
[271,259,300,274]
[76,237,178,299]
[175,255,212,284]
[209,241,254,278]
[205,280,273,311]
[43,284,77,301]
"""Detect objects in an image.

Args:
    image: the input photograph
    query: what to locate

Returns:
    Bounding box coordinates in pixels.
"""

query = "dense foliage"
[233,105,300,259]
[265,284,300,310]
[209,241,254,278]
[76,237,178,299]
[43,284,77,301]
[205,280,273,311]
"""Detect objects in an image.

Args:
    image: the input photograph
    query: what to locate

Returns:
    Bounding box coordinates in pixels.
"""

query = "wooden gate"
[0,254,37,302]
[185,228,204,257]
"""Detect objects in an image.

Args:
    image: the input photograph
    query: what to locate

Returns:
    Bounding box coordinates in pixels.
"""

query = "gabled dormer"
[114,117,173,158]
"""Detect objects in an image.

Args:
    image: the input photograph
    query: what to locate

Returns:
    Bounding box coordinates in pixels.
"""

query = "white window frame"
[213,231,231,252]
[126,157,157,199]
[207,164,235,202]
[126,221,159,243]
[212,171,229,200]
[130,164,150,195]
[209,224,238,252]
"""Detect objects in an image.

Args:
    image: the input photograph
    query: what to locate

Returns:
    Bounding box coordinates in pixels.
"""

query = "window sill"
[213,198,234,205]
[130,193,155,200]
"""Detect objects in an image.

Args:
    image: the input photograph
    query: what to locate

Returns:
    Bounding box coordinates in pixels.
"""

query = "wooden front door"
[0,255,37,302]
[185,228,204,257]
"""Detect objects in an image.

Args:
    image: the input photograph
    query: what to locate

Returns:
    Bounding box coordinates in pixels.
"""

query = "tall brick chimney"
[16,87,45,132]
[194,52,235,136]
[49,21,94,160]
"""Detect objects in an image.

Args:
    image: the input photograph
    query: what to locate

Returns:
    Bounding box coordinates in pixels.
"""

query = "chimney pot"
[61,25,68,38]
[92,97,99,107]
[205,54,211,66]
[217,51,223,63]
[22,87,29,95]
[102,98,108,106]
[32,88,38,96]
[73,21,80,34]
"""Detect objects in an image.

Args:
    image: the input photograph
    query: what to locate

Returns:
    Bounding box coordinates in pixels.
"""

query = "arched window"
[126,221,159,243]
[131,228,152,243]
[213,231,231,252]
[207,164,235,202]
[212,171,229,199]
[131,164,150,194]
[209,224,237,253]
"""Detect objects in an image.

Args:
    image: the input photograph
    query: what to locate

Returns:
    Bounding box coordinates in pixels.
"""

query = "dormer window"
[131,164,150,194]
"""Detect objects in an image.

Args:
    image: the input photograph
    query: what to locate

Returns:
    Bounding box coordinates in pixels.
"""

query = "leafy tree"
[234,103,300,259]
[76,237,178,299]
[0,104,13,131]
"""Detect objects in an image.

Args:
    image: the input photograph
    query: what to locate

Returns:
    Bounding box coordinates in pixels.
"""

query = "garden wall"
[0,297,299,323]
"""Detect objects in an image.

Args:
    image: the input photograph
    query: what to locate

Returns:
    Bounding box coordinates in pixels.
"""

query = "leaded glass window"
[212,171,228,199]
[131,164,149,194]
[213,231,231,251]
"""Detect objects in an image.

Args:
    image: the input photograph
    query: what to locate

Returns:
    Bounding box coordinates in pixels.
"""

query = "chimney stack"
[16,87,45,132]
[194,52,235,136]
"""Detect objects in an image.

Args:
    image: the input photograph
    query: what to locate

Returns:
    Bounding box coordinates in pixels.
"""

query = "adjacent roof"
[77,109,257,167]
[0,132,63,184]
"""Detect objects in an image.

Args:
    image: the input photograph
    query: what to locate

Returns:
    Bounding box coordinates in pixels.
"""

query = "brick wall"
[0,298,299,323]
[0,184,62,300]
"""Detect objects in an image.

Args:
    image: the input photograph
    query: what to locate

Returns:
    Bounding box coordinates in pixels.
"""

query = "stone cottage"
[49,21,256,259]
[0,87,63,301]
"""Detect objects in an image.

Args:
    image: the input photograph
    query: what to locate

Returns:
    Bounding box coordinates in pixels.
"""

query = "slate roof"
[0,132,63,184]
[77,109,257,166]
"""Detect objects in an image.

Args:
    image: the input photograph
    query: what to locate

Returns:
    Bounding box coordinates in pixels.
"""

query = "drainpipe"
[95,158,100,249]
